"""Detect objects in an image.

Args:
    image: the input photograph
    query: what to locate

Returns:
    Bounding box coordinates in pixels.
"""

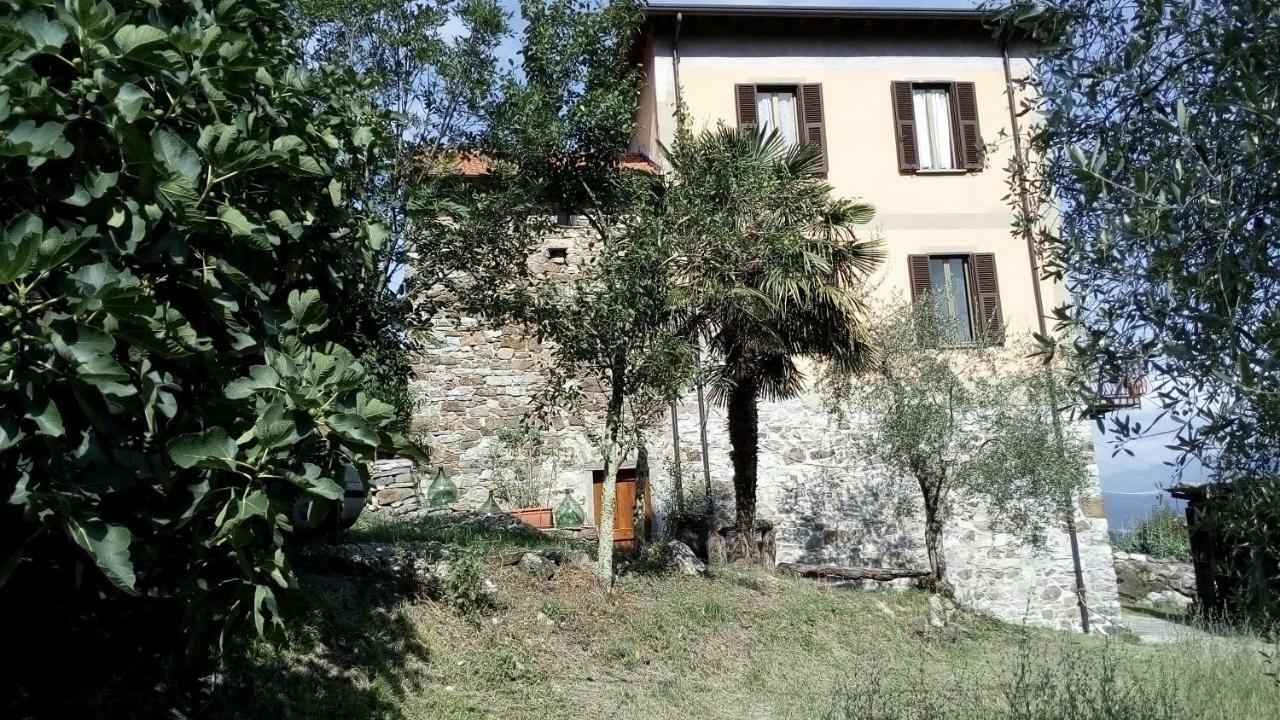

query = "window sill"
[911,169,971,176]
[936,340,1004,351]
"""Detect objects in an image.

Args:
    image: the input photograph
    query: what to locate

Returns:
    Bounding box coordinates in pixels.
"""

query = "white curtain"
[912,88,954,170]
[757,91,799,149]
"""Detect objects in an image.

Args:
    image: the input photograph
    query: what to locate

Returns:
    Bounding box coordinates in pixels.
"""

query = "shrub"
[1113,506,1192,562]
[0,0,420,706]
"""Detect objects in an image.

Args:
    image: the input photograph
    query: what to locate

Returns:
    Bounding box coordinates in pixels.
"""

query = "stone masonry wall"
[1112,552,1196,611]
[408,220,609,515]
[405,224,1124,633]
[641,394,1123,633]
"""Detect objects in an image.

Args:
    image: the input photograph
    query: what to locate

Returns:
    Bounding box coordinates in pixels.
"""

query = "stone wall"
[407,219,608,515]
[404,224,1124,633]
[366,458,419,518]
[641,394,1123,633]
[1112,552,1196,611]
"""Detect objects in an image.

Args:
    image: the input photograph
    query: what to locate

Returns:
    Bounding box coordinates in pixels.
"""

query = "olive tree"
[828,302,1092,595]
[432,0,690,588]
[296,0,508,429]
[997,0,1280,618]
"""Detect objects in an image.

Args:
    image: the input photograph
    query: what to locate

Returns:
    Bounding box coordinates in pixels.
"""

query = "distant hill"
[1103,491,1185,533]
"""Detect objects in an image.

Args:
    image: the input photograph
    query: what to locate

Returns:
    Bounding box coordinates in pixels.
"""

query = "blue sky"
[644,0,984,7]
[1092,401,1199,530]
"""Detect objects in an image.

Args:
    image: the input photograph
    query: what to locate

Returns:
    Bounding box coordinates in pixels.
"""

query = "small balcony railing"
[1091,374,1145,414]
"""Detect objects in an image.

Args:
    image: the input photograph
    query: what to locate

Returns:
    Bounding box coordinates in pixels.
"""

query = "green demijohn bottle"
[478,490,501,515]
[554,489,584,528]
[427,467,457,507]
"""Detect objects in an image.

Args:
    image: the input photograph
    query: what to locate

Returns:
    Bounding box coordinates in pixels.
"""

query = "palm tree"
[665,126,884,561]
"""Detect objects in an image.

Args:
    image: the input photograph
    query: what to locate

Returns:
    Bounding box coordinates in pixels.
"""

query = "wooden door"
[592,468,651,548]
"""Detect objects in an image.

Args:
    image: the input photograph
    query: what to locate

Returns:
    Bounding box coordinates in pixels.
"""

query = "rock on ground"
[669,541,707,576]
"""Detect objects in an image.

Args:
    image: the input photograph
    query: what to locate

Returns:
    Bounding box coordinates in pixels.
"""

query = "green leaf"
[285,464,343,500]
[366,223,388,250]
[0,214,43,284]
[37,226,94,272]
[214,489,269,541]
[20,11,68,51]
[0,415,24,452]
[2,121,74,166]
[65,519,137,593]
[156,172,199,218]
[62,185,91,207]
[64,325,115,362]
[218,206,258,237]
[326,413,380,447]
[114,24,168,55]
[225,365,281,399]
[152,128,200,182]
[113,83,150,123]
[287,289,328,333]
[25,396,63,436]
[167,427,238,470]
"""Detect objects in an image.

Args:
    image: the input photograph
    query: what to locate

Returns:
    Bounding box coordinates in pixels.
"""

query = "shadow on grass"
[199,569,430,719]
[1122,601,1194,624]
[346,512,584,556]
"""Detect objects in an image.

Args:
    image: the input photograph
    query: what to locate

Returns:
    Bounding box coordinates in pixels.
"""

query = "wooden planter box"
[510,506,555,530]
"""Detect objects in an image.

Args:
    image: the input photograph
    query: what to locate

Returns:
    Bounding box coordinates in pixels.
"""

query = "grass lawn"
[205,516,1280,720]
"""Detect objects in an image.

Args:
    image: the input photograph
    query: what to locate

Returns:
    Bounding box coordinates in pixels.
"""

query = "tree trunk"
[595,372,627,590]
[727,380,760,562]
[634,446,649,544]
[918,476,953,598]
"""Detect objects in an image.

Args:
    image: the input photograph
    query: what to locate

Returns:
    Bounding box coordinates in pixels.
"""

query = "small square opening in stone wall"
[548,247,569,263]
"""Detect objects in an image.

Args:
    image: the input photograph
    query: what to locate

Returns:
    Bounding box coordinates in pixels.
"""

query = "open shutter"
[908,255,932,301]
[799,83,828,174]
[908,255,935,347]
[891,82,919,171]
[952,82,983,170]
[971,252,1003,343]
[735,84,758,130]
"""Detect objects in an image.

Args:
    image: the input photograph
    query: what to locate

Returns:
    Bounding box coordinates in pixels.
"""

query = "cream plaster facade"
[407,8,1122,633]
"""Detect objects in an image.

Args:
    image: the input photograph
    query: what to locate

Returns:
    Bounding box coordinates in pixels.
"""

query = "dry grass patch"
[207,541,1280,720]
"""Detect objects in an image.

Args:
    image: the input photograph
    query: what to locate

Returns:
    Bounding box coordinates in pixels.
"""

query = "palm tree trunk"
[727,379,759,562]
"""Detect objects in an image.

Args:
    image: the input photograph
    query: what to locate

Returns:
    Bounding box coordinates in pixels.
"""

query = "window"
[735,84,828,173]
[928,255,975,341]
[912,87,956,170]
[755,89,800,148]
[908,253,1003,345]
[891,81,983,173]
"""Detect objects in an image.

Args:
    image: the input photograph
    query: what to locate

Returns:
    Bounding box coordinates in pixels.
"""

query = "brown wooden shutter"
[952,82,983,170]
[891,81,919,171]
[735,85,758,130]
[908,255,932,300]
[799,83,828,174]
[908,254,936,347]
[971,252,1003,343]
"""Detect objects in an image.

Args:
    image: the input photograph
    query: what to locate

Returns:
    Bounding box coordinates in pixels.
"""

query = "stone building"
[406,1,1124,632]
